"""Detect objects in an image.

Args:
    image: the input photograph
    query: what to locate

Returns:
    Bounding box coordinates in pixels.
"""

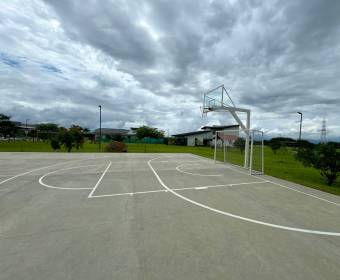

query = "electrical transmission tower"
[320,119,327,143]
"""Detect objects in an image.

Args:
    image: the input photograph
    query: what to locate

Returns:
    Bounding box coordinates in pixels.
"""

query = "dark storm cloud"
[43,0,159,67]
[43,0,239,91]
[1,0,340,137]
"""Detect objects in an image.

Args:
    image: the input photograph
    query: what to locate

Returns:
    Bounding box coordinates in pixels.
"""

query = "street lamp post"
[98,105,102,151]
[297,112,302,141]
[25,118,29,139]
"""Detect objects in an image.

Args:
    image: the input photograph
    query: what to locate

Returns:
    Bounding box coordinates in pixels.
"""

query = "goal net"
[214,129,264,175]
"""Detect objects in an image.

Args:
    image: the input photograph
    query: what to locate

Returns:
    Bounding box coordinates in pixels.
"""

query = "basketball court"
[1,152,340,280]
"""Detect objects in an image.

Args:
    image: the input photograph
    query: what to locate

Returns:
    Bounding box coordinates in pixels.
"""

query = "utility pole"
[25,118,29,139]
[297,112,302,141]
[98,105,102,151]
[320,119,327,144]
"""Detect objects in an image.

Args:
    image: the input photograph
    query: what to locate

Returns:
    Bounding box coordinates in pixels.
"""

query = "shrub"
[105,141,127,152]
[50,139,61,151]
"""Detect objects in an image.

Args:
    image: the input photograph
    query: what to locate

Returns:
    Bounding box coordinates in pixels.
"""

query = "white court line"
[88,161,112,198]
[90,189,167,198]
[0,162,68,186]
[219,162,340,207]
[159,160,201,163]
[38,164,103,190]
[176,163,222,177]
[89,181,267,198]
[0,154,115,187]
[258,178,340,207]
[195,186,208,190]
[148,157,340,237]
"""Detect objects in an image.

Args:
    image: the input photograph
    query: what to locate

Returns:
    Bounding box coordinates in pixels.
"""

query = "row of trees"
[1,113,165,151]
[0,113,90,152]
[266,137,315,154]
[0,114,93,142]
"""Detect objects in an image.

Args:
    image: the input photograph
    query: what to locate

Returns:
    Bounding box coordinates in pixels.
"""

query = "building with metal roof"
[172,125,239,146]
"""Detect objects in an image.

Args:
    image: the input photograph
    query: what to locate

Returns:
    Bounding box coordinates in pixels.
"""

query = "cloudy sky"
[0,0,339,139]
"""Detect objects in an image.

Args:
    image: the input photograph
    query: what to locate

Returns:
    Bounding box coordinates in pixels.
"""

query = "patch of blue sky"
[0,52,21,68]
[41,63,63,74]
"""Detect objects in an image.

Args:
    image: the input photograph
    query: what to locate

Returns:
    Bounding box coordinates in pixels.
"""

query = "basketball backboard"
[202,84,252,169]
[202,85,235,114]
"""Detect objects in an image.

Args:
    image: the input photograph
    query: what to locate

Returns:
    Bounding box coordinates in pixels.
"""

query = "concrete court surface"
[1,152,340,280]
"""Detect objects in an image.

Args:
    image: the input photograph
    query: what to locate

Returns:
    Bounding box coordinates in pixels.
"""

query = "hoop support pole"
[214,133,217,163]
[249,130,254,175]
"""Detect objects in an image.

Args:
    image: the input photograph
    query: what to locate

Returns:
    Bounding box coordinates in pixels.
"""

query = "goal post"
[213,129,264,175]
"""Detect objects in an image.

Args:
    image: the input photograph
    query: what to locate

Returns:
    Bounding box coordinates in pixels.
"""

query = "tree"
[136,126,165,139]
[36,123,59,140]
[83,128,90,135]
[83,127,95,143]
[0,114,16,138]
[69,125,84,150]
[268,138,282,154]
[297,139,315,149]
[55,125,85,152]
[295,143,340,186]
[58,128,74,152]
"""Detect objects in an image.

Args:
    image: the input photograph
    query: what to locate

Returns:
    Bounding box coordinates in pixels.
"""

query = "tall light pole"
[297,112,302,141]
[25,118,29,138]
[98,105,102,151]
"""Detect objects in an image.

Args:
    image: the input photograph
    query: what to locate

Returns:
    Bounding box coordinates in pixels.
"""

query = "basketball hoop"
[200,106,208,118]
[202,84,252,169]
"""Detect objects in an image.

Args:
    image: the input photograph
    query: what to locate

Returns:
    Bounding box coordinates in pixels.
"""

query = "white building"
[173,125,239,146]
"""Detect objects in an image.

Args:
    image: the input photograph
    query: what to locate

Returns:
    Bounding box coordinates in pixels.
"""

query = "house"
[172,125,239,146]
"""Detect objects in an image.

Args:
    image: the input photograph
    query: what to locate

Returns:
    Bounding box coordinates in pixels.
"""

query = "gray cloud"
[0,0,339,139]
[43,0,159,67]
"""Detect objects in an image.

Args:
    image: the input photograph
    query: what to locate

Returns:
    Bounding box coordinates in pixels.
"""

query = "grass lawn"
[1,141,339,196]
[0,141,100,153]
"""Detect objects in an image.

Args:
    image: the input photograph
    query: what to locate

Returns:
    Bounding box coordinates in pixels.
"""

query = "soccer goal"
[214,129,264,175]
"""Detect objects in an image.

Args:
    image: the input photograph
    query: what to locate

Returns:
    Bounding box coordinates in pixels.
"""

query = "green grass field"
[0,141,100,153]
[1,141,339,196]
